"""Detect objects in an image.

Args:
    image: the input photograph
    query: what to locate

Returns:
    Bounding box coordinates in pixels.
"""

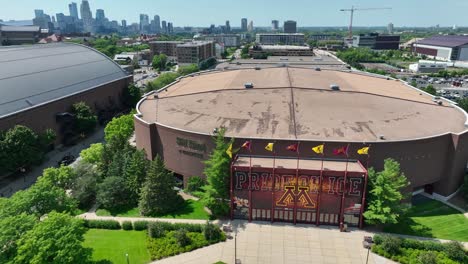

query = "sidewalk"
[0,128,104,198]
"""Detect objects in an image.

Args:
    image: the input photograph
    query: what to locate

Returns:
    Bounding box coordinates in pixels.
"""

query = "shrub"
[381,235,402,255]
[174,229,191,247]
[133,221,149,231]
[148,222,167,238]
[203,222,222,241]
[122,221,133,230]
[373,234,383,245]
[186,176,206,193]
[172,223,203,233]
[84,219,121,229]
[417,251,437,264]
[444,241,467,262]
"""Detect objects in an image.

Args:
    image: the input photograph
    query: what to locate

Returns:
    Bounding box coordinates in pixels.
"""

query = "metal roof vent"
[25,99,34,106]
[153,94,159,99]
[379,135,386,140]
[315,67,321,71]
[244,82,254,89]
[437,101,443,105]
[330,84,340,91]
[255,67,261,70]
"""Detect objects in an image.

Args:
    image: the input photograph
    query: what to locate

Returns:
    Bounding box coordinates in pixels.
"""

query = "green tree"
[104,114,135,143]
[123,149,148,202]
[37,166,76,190]
[1,179,77,217]
[0,125,43,173]
[71,162,99,209]
[457,98,468,113]
[410,80,418,88]
[177,64,200,76]
[139,156,183,216]
[71,102,97,135]
[363,159,410,226]
[203,128,232,217]
[96,176,132,210]
[80,143,104,165]
[145,72,179,93]
[122,84,142,108]
[14,212,92,264]
[152,54,168,71]
[423,84,437,95]
[0,213,37,263]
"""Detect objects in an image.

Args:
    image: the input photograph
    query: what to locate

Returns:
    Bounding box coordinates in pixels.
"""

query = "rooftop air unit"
[330,84,340,91]
[244,83,254,89]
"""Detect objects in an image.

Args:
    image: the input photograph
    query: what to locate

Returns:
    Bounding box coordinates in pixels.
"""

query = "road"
[0,128,105,198]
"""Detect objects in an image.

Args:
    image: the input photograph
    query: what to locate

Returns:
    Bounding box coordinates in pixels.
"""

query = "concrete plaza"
[152,220,395,264]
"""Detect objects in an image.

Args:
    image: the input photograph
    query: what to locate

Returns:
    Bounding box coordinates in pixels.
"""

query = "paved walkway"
[0,128,105,198]
[150,220,396,264]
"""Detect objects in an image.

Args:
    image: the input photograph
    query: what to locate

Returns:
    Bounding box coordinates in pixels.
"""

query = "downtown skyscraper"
[241,18,248,32]
[80,0,93,32]
[68,2,79,19]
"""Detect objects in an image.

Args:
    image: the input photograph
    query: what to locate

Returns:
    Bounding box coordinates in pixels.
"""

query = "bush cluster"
[122,221,133,230]
[133,221,149,231]
[372,235,467,264]
[146,221,226,260]
[84,219,121,229]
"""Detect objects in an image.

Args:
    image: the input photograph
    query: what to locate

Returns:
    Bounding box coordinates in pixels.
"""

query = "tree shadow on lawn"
[106,204,139,216]
[383,217,434,238]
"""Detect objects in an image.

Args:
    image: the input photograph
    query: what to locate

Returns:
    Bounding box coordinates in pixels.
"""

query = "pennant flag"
[287,143,299,153]
[357,147,370,155]
[226,143,233,158]
[312,144,324,154]
[265,143,274,152]
[333,145,348,156]
[241,140,252,151]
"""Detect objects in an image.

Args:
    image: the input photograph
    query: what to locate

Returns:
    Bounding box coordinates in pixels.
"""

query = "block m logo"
[276,186,316,209]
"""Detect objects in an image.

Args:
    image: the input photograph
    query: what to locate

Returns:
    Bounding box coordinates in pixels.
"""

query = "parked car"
[58,154,76,166]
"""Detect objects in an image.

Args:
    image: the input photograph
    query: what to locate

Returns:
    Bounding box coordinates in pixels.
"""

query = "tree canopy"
[152,54,168,71]
[139,156,183,216]
[104,114,135,143]
[71,102,97,135]
[202,128,232,217]
[177,64,200,76]
[14,212,92,264]
[145,72,179,93]
[80,143,104,165]
[363,159,410,226]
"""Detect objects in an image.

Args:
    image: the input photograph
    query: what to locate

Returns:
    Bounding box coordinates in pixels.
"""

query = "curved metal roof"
[0,43,129,118]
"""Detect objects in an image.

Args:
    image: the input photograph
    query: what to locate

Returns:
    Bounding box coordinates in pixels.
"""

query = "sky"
[1,0,467,27]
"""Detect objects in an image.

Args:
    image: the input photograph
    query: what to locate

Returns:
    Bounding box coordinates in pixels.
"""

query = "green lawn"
[384,200,468,242]
[83,229,150,264]
[96,199,210,220]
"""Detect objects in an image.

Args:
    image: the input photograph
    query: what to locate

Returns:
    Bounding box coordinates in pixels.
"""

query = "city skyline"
[1,0,468,27]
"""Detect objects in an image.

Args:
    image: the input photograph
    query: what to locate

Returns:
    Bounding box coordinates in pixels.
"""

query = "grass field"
[383,200,468,242]
[83,229,150,264]
[96,199,210,220]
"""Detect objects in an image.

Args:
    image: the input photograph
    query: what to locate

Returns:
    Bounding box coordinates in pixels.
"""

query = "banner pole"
[316,144,324,226]
[271,145,276,223]
[248,141,253,222]
[339,144,350,231]
[293,142,300,225]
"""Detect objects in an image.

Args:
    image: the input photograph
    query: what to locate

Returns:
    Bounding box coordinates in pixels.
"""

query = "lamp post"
[20,167,26,183]
[125,253,129,264]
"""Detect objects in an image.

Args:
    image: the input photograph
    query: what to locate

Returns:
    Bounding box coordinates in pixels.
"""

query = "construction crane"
[340,6,392,39]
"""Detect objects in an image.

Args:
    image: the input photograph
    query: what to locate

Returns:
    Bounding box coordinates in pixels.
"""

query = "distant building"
[387,23,394,34]
[121,20,127,29]
[69,2,79,19]
[202,34,240,47]
[56,13,80,34]
[0,25,42,45]
[153,15,161,33]
[80,0,94,33]
[308,34,342,41]
[351,33,400,50]
[271,20,279,31]
[283,20,297,33]
[241,18,248,32]
[225,21,231,33]
[256,33,305,45]
[413,35,468,61]
[247,21,254,32]
[140,14,149,33]
[149,41,184,61]
[176,41,215,65]
[161,20,167,34]
[167,22,174,34]
[249,45,314,57]
[409,61,447,73]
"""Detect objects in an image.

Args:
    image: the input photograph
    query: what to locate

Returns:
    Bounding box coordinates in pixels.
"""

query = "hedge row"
[84,219,150,231]
[372,234,467,263]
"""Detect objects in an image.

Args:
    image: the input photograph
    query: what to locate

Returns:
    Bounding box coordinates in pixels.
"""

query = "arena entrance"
[230,156,368,228]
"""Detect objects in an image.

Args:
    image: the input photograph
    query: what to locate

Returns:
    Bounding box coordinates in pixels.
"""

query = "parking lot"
[406,75,468,100]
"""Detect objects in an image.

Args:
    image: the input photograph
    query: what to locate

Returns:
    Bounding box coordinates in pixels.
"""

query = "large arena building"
[135,67,468,227]
[0,43,132,145]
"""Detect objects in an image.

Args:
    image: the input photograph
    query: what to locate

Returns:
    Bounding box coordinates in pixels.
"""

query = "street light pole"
[366,247,370,264]
[126,253,129,264]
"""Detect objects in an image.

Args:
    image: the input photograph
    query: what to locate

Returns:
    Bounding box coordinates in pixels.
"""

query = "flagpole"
[294,142,300,225]
[230,157,234,220]
[248,140,253,223]
[271,144,276,223]
[316,143,324,226]
[339,143,350,231]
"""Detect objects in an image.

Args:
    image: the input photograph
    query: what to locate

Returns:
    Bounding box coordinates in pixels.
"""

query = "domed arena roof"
[137,67,468,142]
[0,43,129,118]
